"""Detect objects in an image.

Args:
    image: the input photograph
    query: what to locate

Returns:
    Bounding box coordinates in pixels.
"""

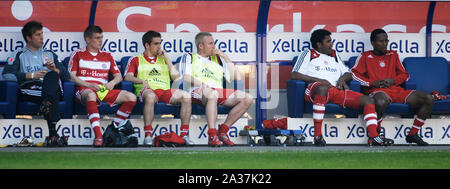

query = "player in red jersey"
[351,29,434,146]
[69,25,137,147]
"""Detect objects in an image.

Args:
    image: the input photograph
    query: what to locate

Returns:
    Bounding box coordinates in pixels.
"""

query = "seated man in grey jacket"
[2,20,71,147]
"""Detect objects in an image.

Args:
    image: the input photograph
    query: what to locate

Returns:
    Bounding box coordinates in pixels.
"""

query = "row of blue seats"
[0,56,242,119]
[287,56,450,118]
[1,56,449,119]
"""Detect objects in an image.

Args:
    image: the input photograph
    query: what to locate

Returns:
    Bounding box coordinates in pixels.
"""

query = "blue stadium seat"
[62,56,70,69]
[404,57,450,114]
[0,81,18,118]
[287,56,361,118]
[347,56,358,69]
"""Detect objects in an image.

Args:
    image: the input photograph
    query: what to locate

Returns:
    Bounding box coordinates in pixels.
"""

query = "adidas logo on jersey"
[201,68,214,75]
[201,68,218,80]
[148,68,160,76]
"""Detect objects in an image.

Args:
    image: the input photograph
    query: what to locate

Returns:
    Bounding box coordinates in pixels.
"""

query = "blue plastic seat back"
[120,56,131,76]
[347,56,358,69]
[403,57,449,95]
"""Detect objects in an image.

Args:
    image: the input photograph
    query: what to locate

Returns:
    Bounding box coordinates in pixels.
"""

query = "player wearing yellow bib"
[179,32,254,147]
[125,31,193,146]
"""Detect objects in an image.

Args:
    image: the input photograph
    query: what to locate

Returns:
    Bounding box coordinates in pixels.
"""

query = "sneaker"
[368,135,393,146]
[183,135,195,146]
[44,136,59,147]
[56,136,69,147]
[38,100,52,116]
[380,135,394,146]
[406,134,429,146]
[14,136,34,147]
[219,133,235,146]
[313,135,326,147]
[93,137,103,147]
[143,135,153,146]
[208,134,222,147]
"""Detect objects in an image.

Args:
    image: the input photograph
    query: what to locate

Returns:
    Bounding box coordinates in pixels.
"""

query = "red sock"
[409,116,425,136]
[93,126,102,139]
[180,124,189,137]
[114,100,136,126]
[313,95,327,137]
[144,125,153,137]
[86,101,102,138]
[363,104,378,138]
[377,118,383,132]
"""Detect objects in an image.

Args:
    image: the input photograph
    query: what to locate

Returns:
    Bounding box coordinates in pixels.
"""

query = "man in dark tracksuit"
[2,21,71,146]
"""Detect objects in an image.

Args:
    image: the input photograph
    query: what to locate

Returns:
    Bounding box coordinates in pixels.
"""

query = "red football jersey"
[351,50,410,87]
[68,48,120,89]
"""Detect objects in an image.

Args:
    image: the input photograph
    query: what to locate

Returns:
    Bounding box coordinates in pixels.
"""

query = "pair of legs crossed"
[20,71,67,146]
[307,82,386,146]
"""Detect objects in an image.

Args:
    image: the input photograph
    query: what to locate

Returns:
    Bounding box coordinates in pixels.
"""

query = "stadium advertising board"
[267,33,426,62]
[288,118,450,145]
[3,117,449,145]
[0,118,248,145]
[432,33,450,61]
[0,32,256,63]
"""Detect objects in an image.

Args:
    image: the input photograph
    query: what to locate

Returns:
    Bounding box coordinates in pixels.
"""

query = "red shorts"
[305,82,364,109]
[191,88,237,105]
[75,87,123,106]
[139,88,177,104]
[367,86,414,103]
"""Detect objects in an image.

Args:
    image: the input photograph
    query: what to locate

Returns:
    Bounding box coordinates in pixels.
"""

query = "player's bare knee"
[373,94,389,108]
[313,85,329,96]
[85,91,97,102]
[144,93,157,104]
[244,94,254,106]
[204,90,219,102]
[375,97,389,108]
[424,94,434,106]
[127,92,137,102]
[181,93,191,104]
[360,95,375,106]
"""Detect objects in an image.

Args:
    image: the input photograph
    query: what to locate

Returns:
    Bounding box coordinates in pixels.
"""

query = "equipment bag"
[103,120,138,147]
